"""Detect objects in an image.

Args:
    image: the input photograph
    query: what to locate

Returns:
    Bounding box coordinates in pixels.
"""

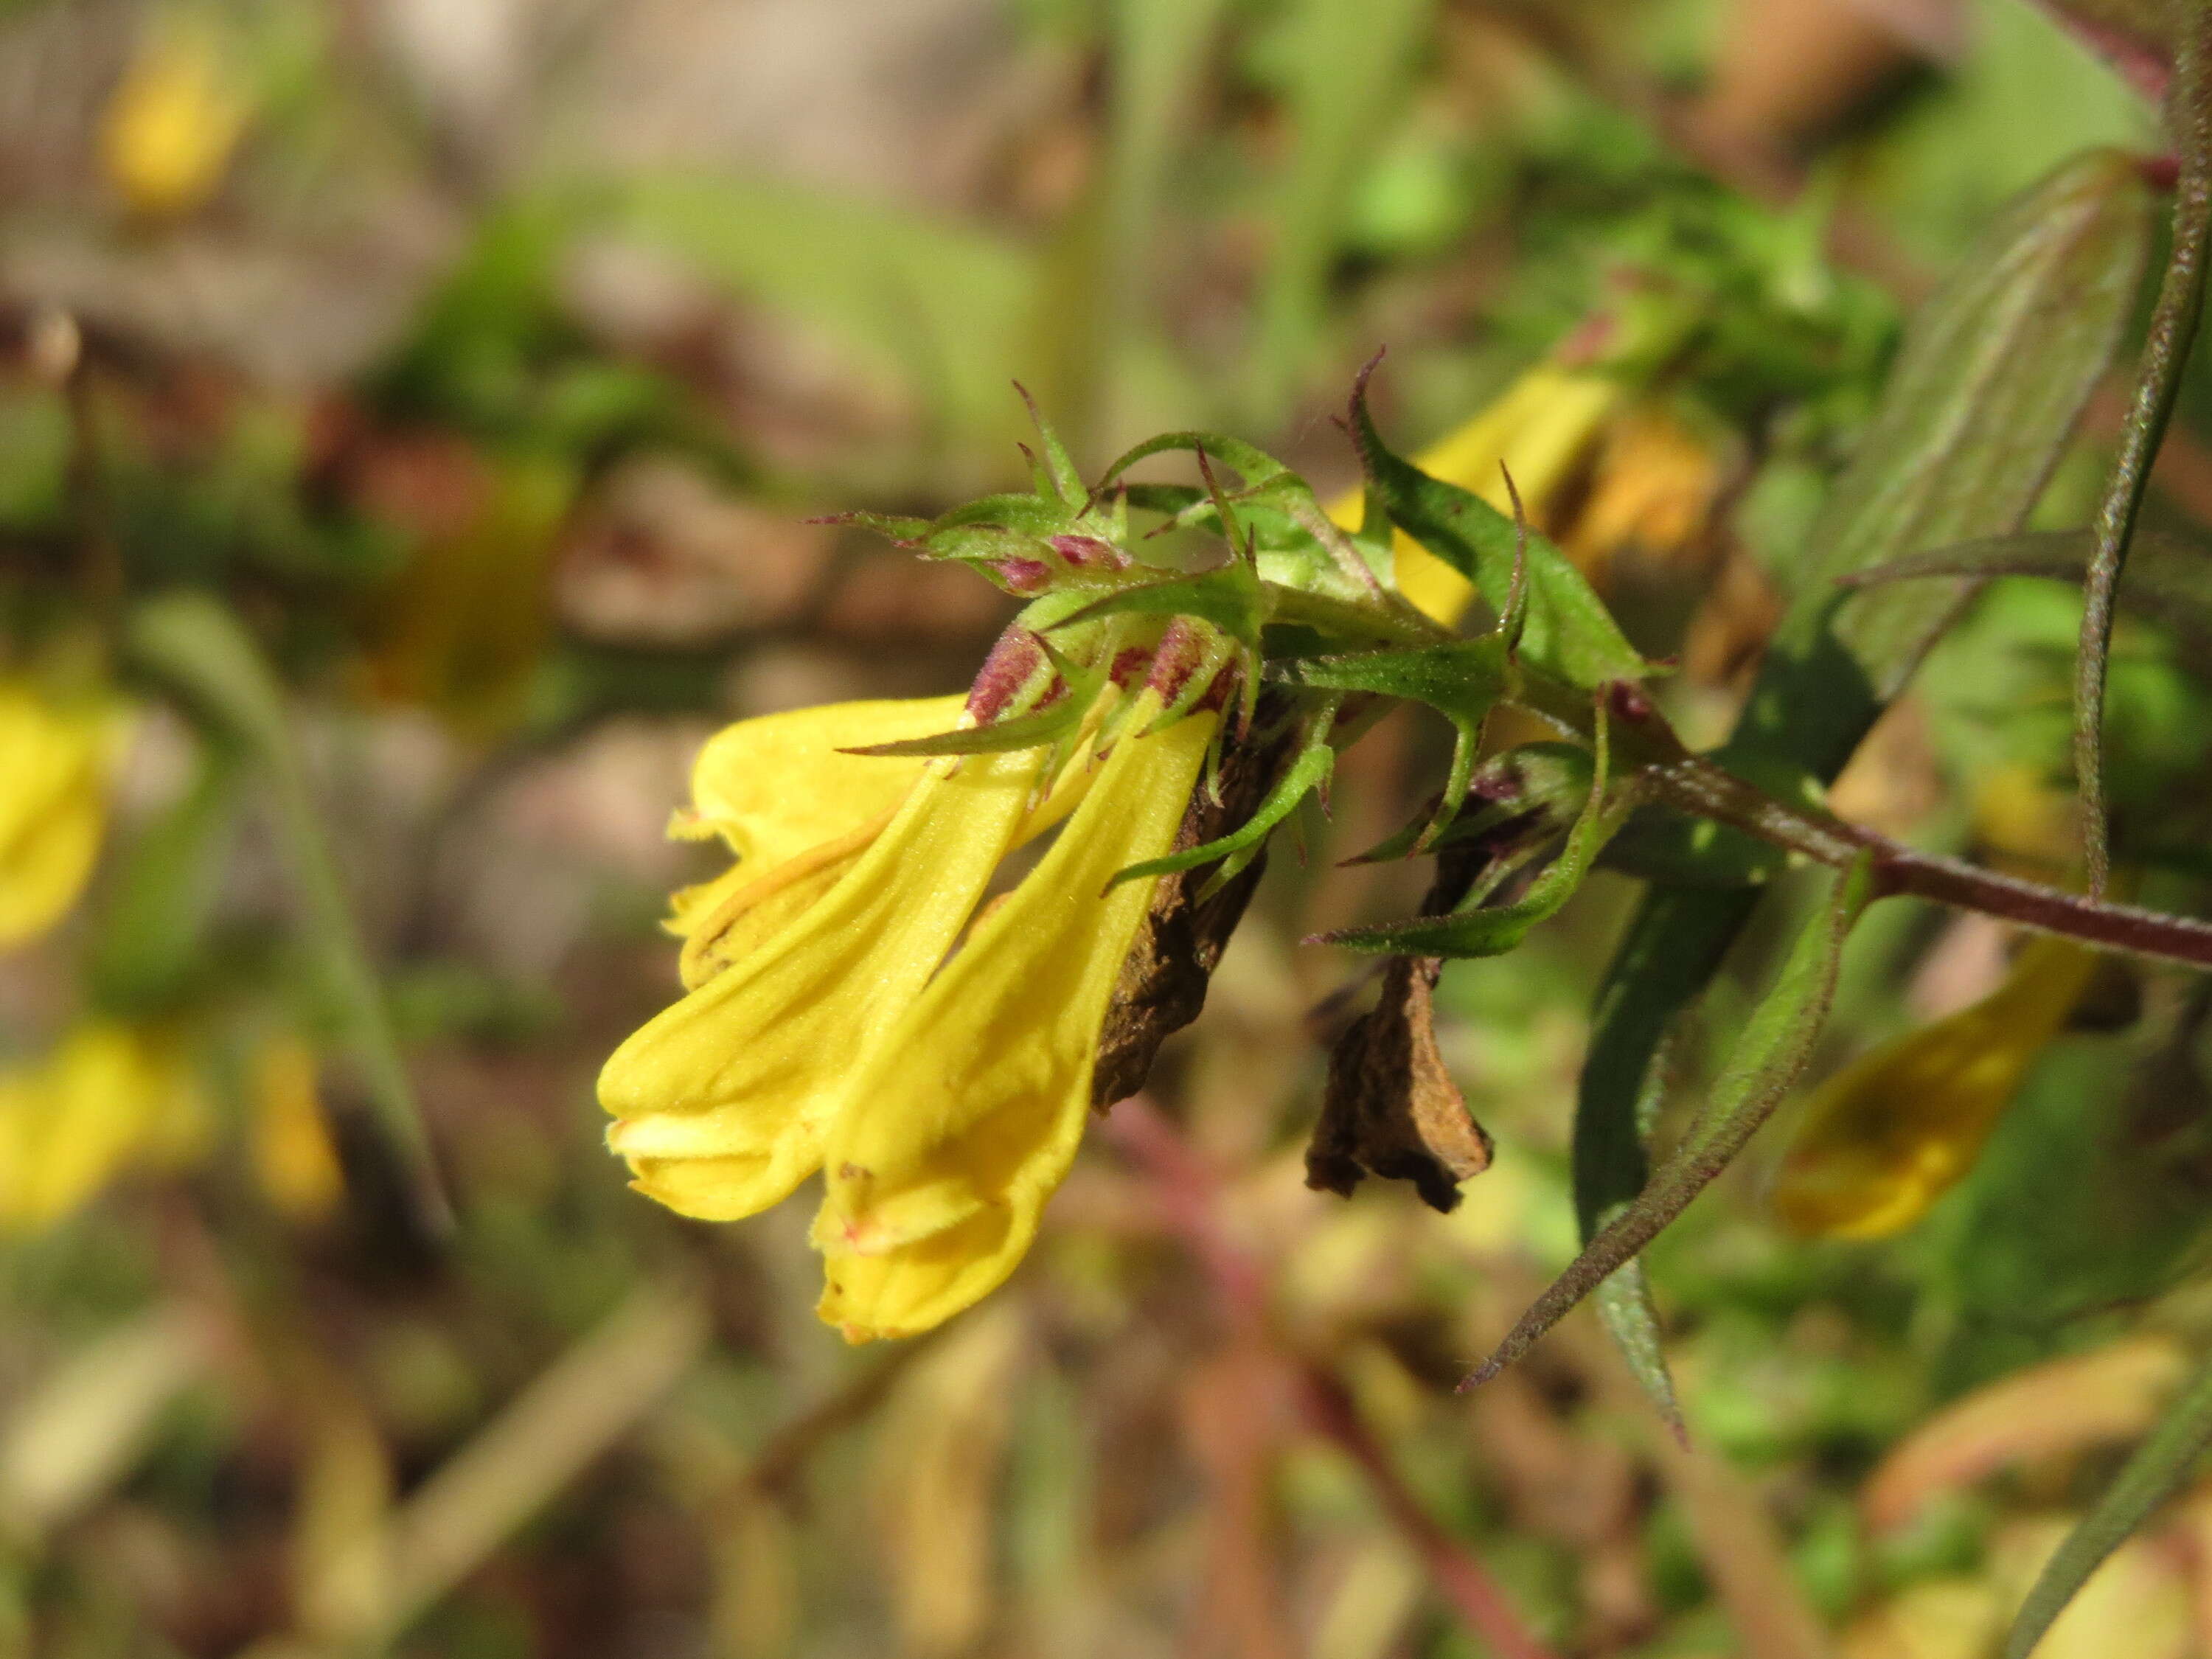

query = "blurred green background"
[7,1,2212,1655]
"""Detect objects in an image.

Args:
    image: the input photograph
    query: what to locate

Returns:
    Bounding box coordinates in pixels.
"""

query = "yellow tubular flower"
[1771,935,2101,1239]
[100,31,251,218]
[1325,364,1624,626]
[0,1023,208,1234]
[813,701,1217,1343]
[601,740,1057,1222]
[0,679,130,950]
[666,695,965,987]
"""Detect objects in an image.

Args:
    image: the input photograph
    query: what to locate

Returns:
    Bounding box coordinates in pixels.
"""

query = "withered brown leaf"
[1091,713,1293,1111]
[1307,846,1492,1212]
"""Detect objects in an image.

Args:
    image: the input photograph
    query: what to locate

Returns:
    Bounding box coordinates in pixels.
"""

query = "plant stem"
[2076,18,2212,899]
[1104,1096,1564,1659]
[1644,754,2212,970]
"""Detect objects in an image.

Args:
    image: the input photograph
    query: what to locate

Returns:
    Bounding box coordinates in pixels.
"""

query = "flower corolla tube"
[601,605,1228,1340]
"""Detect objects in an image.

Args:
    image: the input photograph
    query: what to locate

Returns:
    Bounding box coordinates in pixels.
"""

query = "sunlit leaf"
[1349,371,1649,689]
[1471,858,1874,1389]
[2003,1348,2212,1658]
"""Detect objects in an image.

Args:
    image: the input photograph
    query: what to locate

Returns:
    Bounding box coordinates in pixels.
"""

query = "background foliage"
[4,1,2211,1656]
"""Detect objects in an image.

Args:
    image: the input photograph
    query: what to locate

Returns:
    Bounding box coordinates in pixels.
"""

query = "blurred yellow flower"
[0,1022,344,1235]
[0,1022,208,1234]
[663,694,967,990]
[602,680,1211,1340]
[250,1036,345,1225]
[100,29,251,218]
[1561,404,1721,586]
[1326,362,1624,625]
[0,678,131,950]
[1771,933,2101,1239]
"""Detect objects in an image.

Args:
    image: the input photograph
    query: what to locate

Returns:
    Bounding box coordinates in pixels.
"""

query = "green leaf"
[1736,147,2155,773]
[1571,147,2155,1320]
[1469,858,1874,1390]
[1348,373,1649,690]
[1846,526,2212,666]
[616,173,1038,447]
[2003,1349,2212,1658]
[1252,0,1437,410]
[124,591,451,1236]
[85,740,246,1016]
[1596,1264,1685,1444]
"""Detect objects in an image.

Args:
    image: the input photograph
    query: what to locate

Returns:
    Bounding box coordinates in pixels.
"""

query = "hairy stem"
[2076,18,2212,896]
[1644,755,2212,970]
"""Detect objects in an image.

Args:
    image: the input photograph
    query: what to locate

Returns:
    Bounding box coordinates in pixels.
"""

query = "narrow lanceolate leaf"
[1571,150,2154,1373]
[1736,147,2155,772]
[2078,24,2212,896]
[1467,859,1874,1392]
[1595,1265,1685,1444]
[1349,368,1649,691]
[2003,1348,2212,1659]
[125,592,451,1236]
[1594,1042,1690,1443]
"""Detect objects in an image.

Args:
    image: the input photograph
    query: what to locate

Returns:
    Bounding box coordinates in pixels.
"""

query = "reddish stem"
[1103,1096,1565,1659]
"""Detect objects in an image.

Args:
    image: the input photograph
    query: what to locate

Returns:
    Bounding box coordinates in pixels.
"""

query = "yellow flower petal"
[0,681,131,950]
[680,694,967,872]
[669,689,1119,988]
[0,1023,206,1234]
[100,29,251,218]
[1326,364,1623,626]
[250,1037,344,1223]
[814,704,1216,1342]
[1771,935,2101,1239]
[675,814,887,990]
[601,743,1051,1221]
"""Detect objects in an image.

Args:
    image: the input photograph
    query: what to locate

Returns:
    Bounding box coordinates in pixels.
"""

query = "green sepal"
[1278,636,1516,841]
[1015,382,1087,508]
[1318,693,1621,958]
[1350,742,1596,866]
[1099,430,1389,600]
[824,509,933,543]
[1349,367,1649,689]
[1110,701,1341,894]
[841,699,1087,757]
[1048,564,1267,648]
[847,627,1108,759]
[86,737,248,1016]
